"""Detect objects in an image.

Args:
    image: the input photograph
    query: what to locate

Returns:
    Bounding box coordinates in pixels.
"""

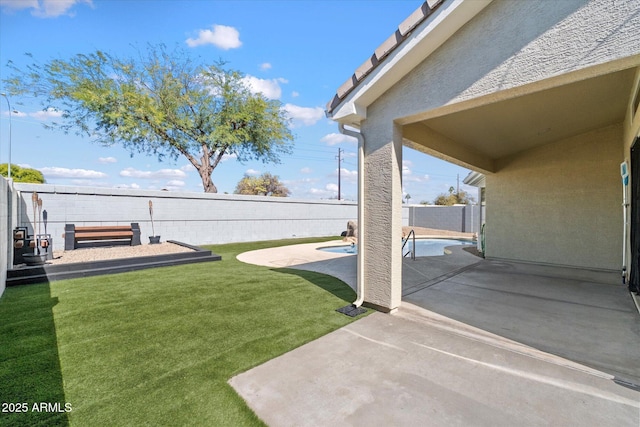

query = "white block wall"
[13,184,358,252]
[1,177,10,297]
[407,204,481,233]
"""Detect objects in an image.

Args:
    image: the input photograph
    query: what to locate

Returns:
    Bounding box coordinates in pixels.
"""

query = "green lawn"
[0,237,362,426]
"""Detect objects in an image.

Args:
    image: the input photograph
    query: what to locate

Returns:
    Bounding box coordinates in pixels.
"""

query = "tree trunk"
[195,146,218,193]
[198,167,217,193]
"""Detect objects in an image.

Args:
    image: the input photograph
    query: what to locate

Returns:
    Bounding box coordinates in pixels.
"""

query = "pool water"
[319,238,473,257]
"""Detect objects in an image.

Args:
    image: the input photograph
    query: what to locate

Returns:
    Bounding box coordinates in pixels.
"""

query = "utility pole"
[456,173,460,194]
[336,148,343,200]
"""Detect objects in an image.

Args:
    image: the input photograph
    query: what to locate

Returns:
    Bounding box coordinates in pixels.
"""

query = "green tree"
[0,164,45,183]
[4,45,293,193]
[234,172,290,197]
[433,186,475,206]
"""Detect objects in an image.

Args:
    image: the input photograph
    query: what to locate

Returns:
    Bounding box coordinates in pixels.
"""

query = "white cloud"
[186,24,242,49]
[119,167,186,179]
[245,168,260,176]
[221,153,237,162]
[283,104,324,127]
[404,173,430,183]
[332,167,358,184]
[325,183,339,192]
[116,183,140,189]
[339,168,357,178]
[309,187,334,197]
[242,75,287,99]
[40,166,107,179]
[4,110,27,117]
[0,0,37,12]
[30,108,63,120]
[1,0,92,17]
[300,167,312,174]
[320,132,357,146]
[4,108,62,120]
[402,161,411,175]
[180,163,195,171]
[98,156,117,164]
[402,161,429,182]
[163,180,186,191]
[260,62,272,71]
[291,91,299,98]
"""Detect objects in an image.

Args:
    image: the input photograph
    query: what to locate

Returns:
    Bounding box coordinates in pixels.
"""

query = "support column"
[361,121,403,312]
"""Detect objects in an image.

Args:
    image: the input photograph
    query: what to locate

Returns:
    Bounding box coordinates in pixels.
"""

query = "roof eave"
[463,171,486,187]
[326,0,493,125]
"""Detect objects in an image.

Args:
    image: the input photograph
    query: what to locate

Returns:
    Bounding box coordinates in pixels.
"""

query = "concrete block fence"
[1,177,13,297]
[11,184,359,253]
[407,204,481,234]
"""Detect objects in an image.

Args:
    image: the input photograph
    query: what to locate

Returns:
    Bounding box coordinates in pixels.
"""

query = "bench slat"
[75,226,132,232]
[76,231,133,240]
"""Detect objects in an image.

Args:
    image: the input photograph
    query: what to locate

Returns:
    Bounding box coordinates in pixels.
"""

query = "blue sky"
[0,0,474,202]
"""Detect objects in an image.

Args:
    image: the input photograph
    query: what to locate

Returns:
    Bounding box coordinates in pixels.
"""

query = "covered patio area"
[234,242,640,425]
[239,241,640,387]
[402,246,640,387]
[325,0,640,314]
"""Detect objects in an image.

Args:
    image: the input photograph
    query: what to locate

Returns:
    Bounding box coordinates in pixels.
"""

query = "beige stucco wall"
[623,69,640,152]
[341,0,639,310]
[359,120,404,312]
[369,0,640,125]
[486,124,623,270]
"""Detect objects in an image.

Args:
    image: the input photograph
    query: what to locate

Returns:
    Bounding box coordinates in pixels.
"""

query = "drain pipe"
[339,123,365,307]
[621,161,630,284]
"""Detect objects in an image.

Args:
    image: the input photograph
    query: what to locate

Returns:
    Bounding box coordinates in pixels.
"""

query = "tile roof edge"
[326,0,446,116]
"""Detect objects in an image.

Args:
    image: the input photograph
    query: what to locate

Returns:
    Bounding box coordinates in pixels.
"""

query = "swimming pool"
[318,238,474,257]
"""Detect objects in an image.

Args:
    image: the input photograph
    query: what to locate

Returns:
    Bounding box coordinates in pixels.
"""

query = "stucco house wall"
[368,0,639,124]
[486,124,623,270]
[361,0,637,274]
[328,0,640,311]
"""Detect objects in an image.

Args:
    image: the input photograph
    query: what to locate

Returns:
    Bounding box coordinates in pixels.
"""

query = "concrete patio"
[234,241,640,425]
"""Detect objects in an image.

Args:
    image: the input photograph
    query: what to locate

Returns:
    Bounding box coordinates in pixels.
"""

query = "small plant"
[24,191,47,265]
[148,200,160,244]
[31,192,41,254]
[149,200,155,237]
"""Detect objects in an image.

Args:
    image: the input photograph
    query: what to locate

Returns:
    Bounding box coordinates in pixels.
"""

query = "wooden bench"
[64,223,141,250]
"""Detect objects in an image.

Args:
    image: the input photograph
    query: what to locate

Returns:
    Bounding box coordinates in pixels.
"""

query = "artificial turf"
[0,237,361,426]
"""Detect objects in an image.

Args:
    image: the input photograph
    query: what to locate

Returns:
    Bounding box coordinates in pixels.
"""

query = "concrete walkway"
[234,242,640,426]
[236,240,357,290]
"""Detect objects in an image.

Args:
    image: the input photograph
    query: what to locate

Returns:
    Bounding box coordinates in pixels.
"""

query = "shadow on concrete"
[273,256,357,292]
[0,283,69,426]
[272,267,356,303]
[403,247,640,387]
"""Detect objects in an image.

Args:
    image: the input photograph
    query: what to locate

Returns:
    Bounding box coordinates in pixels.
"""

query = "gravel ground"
[48,242,195,265]
[44,228,475,266]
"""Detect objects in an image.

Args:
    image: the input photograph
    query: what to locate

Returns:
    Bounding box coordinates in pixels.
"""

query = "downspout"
[339,124,365,307]
[621,161,629,284]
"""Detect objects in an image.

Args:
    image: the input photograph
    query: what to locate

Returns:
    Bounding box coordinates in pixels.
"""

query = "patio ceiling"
[402,67,638,173]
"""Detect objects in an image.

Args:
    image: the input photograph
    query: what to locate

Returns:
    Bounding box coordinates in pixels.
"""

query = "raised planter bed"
[6,241,221,286]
